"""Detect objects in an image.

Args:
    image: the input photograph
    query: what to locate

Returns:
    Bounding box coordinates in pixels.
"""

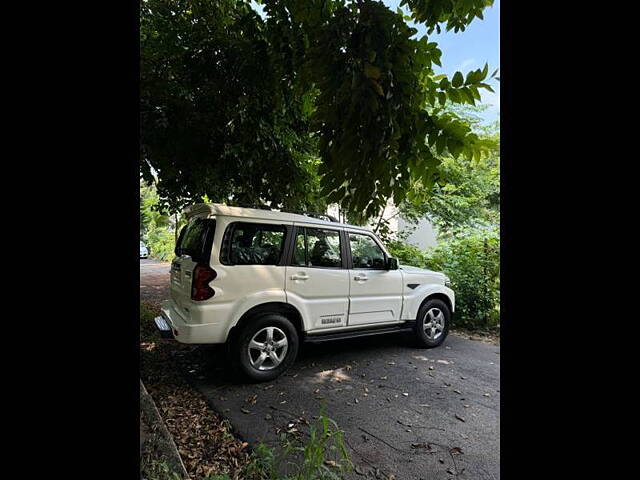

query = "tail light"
[191,264,217,301]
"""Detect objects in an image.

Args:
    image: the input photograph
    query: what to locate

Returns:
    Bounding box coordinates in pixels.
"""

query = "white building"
[327,202,437,250]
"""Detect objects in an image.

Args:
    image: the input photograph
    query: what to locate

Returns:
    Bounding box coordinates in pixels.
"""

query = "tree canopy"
[141,0,497,219]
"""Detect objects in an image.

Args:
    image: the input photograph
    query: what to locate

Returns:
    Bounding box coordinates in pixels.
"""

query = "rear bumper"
[159,300,229,344]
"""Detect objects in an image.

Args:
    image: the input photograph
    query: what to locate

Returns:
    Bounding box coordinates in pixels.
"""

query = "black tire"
[414,298,451,348]
[234,313,299,382]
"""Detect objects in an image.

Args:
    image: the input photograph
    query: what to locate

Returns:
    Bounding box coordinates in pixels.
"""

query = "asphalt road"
[141,259,500,480]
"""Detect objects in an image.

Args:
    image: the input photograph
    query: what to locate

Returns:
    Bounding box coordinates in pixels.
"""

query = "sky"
[250,0,500,123]
[383,0,500,123]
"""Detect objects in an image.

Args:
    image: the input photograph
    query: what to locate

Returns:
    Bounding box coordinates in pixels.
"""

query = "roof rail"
[233,203,339,222]
[236,203,273,211]
[280,209,339,223]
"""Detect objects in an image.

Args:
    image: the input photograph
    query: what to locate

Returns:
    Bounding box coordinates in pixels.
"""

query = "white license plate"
[154,316,170,331]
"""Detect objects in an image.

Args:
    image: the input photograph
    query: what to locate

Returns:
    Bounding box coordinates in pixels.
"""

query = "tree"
[140,180,181,260]
[400,105,499,236]
[141,0,497,219]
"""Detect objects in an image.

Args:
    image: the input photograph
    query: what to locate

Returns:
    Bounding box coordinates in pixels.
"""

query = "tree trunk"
[174,213,179,244]
[374,205,387,234]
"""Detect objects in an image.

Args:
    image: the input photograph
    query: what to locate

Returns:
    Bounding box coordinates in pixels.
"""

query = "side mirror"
[386,257,399,270]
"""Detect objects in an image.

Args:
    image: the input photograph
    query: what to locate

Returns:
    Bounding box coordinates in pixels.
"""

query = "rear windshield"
[175,218,216,263]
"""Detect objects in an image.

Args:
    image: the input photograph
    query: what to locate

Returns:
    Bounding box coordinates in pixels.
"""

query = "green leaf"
[364,63,382,80]
[479,83,495,93]
[462,88,476,105]
[448,89,461,103]
[452,71,464,88]
[465,70,477,85]
[481,63,489,79]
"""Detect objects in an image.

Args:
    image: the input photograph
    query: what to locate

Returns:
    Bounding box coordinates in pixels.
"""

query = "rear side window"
[175,218,216,263]
[293,227,342,268]
[221,222,287,265]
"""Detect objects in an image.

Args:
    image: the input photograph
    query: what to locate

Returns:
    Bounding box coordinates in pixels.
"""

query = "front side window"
[349,233,386,269]
[227,223,286,265]
[292,227,342,268]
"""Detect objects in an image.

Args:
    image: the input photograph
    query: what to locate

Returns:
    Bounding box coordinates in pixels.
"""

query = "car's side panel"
[221,288,289,341]
[285,271,350,331]
[343,229,403,326]
[285,224,350,332]
[401,282,456,321]
[346,269,404,325]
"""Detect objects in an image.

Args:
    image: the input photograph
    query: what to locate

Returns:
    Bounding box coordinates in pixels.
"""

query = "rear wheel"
[235,314,299,382]
[414,298,451,348]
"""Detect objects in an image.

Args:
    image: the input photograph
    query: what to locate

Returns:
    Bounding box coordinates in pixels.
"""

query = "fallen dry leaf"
[411,442,432,450]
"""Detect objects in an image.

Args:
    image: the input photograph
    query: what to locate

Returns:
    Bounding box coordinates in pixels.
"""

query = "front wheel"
[235,314,299,382]
[414,299,451,348]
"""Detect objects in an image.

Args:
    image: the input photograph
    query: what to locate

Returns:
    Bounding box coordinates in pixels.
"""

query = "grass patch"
[205,411,352,480]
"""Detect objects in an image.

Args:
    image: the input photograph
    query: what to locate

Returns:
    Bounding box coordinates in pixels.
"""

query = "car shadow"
[184,332,419,386]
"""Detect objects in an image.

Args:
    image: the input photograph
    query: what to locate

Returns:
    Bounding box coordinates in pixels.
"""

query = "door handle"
[291,273,309,281]
[354,274,368,281]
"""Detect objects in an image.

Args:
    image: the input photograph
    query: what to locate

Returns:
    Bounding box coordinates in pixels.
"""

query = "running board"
[304,322,416,344]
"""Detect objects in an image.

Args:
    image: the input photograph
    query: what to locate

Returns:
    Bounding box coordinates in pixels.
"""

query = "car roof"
[184,203,372,232]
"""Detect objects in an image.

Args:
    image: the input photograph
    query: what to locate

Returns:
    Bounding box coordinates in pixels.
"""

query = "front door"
[346,231,403,326]
[285,226,350,331]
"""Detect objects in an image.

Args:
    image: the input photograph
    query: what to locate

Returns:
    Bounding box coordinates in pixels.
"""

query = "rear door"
[285,225,350,331]
[346,230,403,326]
[170,217,216,317]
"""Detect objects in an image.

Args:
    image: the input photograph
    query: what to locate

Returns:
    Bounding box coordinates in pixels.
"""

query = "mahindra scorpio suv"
[154,204,455,381]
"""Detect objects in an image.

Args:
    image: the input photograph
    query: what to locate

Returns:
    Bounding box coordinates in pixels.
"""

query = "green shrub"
[426,230,499,330]
[389,231,500,331]
[386,239,429,269]
[145,226,176,262]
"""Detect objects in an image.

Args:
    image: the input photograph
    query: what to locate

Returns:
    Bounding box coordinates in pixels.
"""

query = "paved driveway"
[141,259,500,479]
[140,258,171,303]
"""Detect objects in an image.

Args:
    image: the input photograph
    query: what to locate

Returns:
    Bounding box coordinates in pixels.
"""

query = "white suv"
[154,204,454,381]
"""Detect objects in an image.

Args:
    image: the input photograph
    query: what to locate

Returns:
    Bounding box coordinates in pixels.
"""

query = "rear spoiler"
[182,203,216,220]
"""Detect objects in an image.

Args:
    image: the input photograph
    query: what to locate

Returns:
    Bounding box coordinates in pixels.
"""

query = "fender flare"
[403,284,455,321]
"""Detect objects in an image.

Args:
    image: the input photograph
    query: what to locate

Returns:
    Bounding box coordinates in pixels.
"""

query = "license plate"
[154,316,170,331]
